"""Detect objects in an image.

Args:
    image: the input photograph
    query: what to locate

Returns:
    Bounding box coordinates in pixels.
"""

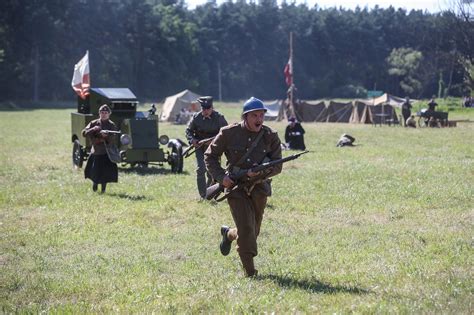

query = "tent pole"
[290,32,293,112]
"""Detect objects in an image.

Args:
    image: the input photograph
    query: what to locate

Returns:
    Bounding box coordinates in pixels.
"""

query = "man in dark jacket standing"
[401,97,412,127]
[205,97,282,277]
[185,96,228,199]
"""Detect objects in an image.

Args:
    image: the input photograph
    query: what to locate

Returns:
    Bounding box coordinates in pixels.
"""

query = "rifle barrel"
[253,150,309,172]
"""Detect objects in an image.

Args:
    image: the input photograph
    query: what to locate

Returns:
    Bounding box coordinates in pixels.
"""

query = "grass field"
[0,101,473,313]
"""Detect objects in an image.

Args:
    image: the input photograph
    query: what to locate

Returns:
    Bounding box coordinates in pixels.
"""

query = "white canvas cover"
[263,100,281,121]
[356,93,418,108]
[160,89,202,122]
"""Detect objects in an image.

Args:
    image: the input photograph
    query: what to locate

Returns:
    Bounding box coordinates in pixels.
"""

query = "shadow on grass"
[257,274,370,295]
[108,193,152,201]
[119,166,190,176]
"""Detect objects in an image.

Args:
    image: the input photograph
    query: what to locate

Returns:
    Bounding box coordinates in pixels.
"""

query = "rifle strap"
[233,129,265,168]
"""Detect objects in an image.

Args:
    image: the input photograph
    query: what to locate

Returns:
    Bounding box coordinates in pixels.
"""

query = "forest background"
[0,0,472,103]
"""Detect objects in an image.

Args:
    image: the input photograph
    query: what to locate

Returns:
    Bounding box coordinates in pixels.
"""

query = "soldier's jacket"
[204,122,282,184]
[185,111,228,144]
[82,119,117,155]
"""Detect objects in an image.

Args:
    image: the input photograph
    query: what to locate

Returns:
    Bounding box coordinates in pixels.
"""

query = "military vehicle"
[71,87,183,172]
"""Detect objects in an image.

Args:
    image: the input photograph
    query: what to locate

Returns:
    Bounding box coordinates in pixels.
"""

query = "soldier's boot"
[240,254,258,277]
[220,226,233,256]
[92,183,98,192]
[101,183,107,193]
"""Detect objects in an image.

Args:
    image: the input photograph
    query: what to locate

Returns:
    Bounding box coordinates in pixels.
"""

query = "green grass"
[0,103,473,313]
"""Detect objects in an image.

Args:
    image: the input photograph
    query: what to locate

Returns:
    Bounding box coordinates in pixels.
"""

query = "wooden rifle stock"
[205,150,309,201]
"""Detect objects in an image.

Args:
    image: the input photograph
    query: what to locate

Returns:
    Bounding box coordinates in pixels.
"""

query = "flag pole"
[289,32,293,110]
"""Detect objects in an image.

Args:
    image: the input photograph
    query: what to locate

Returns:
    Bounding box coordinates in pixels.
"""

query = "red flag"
[283,57,292,87]
[71,51,90,99]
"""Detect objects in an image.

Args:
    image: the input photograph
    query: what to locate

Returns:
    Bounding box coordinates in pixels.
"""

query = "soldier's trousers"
[195,148,213,198]
[227,184,267,274]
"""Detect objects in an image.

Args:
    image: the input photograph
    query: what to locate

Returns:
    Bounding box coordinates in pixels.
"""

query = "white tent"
[263,100,281,121]
[357,93,418,108]
[160,89,202,122]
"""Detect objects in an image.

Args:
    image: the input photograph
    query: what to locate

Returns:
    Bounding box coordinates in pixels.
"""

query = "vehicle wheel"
[170,144,183,173]
[72,139,84,168]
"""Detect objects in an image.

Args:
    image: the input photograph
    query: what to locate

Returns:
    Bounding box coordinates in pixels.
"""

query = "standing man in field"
[427,97,438,112]
[204,97,282,277]
[185,96,228,199]
[401,97,412,127]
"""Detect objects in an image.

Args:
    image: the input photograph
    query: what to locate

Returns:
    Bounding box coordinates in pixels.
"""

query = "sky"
[185,0,450,12]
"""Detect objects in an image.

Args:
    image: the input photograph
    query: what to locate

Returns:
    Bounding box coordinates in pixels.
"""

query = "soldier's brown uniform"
[204,121,282,275]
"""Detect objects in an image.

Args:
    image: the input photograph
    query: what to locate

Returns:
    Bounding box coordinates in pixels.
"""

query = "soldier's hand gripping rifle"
[182,136,216,158]
[205,150,309,202]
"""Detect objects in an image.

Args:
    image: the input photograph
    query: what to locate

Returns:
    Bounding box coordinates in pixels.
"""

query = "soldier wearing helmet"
[204,97,282,277]
[185,96,228,199]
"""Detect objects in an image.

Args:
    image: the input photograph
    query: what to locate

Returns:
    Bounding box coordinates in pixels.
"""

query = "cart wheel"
[72,139,84,168]
[170,144,183,173]
[418,117,427,127]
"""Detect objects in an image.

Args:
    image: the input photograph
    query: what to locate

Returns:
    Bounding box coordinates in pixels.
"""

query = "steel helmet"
[242,97,267,115]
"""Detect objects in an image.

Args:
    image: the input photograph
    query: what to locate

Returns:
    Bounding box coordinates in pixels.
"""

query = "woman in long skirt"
[82,104,118,193]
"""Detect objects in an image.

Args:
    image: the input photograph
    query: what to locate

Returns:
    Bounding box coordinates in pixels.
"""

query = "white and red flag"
[71,51,90,99]
[283,56,292,87]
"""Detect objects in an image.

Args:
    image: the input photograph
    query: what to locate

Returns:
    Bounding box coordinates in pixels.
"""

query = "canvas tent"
[160,89,201,122]
[370,93,407,108]
[293,101,328,122]
[263,100,282,121]
[326,101,353,123]
[369,104,399,124]
[349,101,372,124]
[350,93,405,124]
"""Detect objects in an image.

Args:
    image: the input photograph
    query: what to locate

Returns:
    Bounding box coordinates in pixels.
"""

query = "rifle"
[100,130,121,135]
[205,150,309,202]
[182,136,216,158]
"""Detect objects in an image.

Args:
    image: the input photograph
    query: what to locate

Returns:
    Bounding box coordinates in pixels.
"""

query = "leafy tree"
[0,0,472,101]
[386,47,423,97]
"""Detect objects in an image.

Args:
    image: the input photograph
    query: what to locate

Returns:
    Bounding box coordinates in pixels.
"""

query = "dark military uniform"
[285,122,306,150]
[186,110,227,198]
[204,122,282,276]
[428,100,438,111]
[401,100,412,127]
[82,118,118,189]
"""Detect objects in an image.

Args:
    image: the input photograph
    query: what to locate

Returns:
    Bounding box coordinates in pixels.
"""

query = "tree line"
[0,0,472,103]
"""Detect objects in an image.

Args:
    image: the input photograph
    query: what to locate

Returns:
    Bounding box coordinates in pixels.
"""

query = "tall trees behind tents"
[386,47,423,97]
[0,0,471,102]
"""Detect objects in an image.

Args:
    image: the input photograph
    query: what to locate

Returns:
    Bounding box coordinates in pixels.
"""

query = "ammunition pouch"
[262,178,272,196]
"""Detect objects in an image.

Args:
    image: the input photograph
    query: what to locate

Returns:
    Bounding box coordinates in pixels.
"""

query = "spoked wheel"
[169,144,183,173]
[72,139,84,168]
